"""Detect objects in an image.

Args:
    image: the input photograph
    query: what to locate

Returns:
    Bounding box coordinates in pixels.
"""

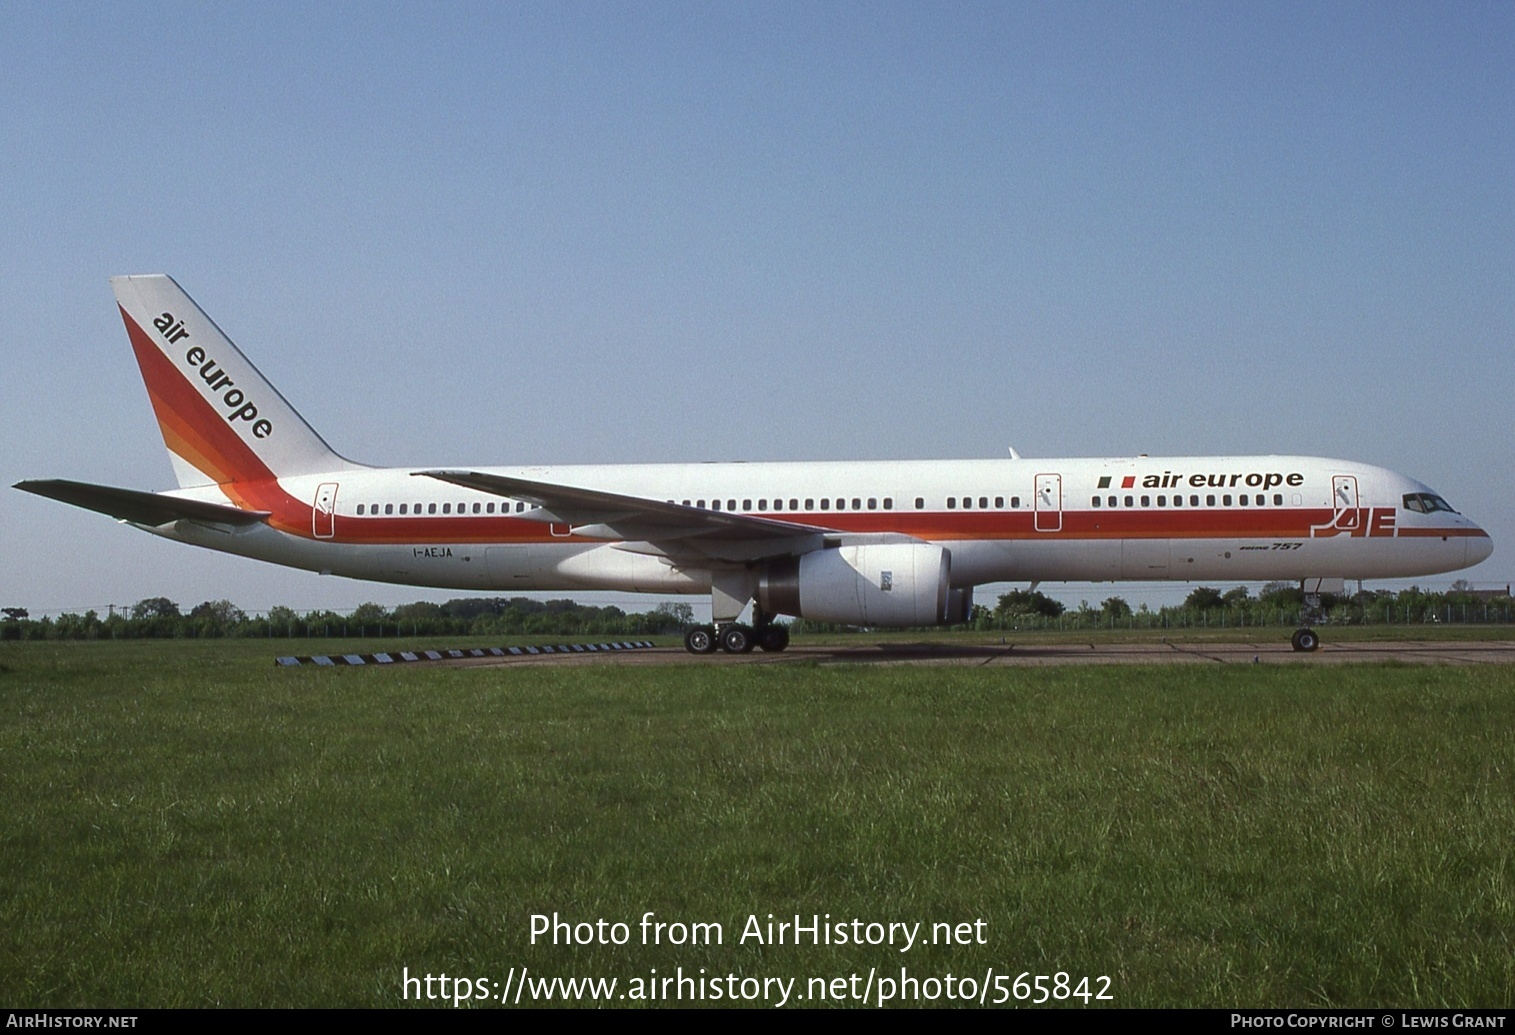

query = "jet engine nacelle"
[758,543,952,626]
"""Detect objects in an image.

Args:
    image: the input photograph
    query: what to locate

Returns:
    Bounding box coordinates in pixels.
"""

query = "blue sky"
[3,2,1511,616]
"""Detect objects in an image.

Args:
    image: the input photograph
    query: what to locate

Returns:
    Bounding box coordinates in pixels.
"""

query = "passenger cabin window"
[915,497,925,509]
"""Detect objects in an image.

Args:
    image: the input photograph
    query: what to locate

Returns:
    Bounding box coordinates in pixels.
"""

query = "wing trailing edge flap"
[613,530,932,564]
[14,479,270,529]
[611,535,825,564]
[418,469,836,560]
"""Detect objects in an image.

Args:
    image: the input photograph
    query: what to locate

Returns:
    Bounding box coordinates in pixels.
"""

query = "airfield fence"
[3,602,1512,641]
[980,603,1514,633]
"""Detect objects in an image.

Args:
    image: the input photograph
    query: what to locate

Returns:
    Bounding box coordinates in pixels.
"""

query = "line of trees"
[0,598,698,641]
[968,581,1514,632]
[5,582,1510,641]
[788,581,1513,634]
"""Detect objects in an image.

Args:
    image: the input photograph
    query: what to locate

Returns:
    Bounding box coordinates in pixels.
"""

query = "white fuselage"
[155,454,1491,596]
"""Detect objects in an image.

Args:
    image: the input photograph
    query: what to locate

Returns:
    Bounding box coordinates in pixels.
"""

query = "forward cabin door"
[313,482,338,539]
[1332,475,1360,531]
[1034,473,1062,532]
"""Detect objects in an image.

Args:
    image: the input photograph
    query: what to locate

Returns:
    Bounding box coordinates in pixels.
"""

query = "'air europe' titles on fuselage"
[154,311,275,440]
[1098,470,1307,491]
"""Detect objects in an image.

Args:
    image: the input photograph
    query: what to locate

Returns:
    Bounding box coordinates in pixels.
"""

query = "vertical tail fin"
[111,275,362,488]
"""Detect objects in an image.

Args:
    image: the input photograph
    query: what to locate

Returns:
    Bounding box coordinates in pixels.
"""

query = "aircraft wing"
[14,479,271,528]
[417,469,841,559]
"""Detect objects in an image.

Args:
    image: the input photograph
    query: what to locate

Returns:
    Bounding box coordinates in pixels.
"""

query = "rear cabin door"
[314,482,338,539]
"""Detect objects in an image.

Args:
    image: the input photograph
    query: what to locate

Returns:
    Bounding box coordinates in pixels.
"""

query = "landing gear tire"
[757,625,790,652]
[684,625,717,655]
[719,624,755,654]
[1291,628,1320,652]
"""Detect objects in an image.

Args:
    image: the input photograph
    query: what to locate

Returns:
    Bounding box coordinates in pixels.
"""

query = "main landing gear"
[683,625,717,654]
[683,609,790,655]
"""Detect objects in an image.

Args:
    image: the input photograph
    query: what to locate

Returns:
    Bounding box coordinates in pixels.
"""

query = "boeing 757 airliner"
[16,275,1492,653]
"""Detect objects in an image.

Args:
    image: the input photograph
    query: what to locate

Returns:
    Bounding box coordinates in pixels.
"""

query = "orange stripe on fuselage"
[1396,527,1490,539]
[315,507,1420,546]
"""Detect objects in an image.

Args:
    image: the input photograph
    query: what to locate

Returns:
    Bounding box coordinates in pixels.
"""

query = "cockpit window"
[1402,492,1459,515]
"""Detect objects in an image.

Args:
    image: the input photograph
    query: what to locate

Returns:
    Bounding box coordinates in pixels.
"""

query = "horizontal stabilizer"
[14,479,270,527]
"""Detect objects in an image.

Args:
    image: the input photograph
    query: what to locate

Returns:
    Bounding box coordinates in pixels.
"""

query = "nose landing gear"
[1290,585,1327,651]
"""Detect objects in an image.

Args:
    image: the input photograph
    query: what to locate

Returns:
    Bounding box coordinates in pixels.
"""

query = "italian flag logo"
[1096,476,1136,489]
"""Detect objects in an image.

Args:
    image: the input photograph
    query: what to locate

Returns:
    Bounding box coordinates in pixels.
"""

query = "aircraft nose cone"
[1467,530,1494,566]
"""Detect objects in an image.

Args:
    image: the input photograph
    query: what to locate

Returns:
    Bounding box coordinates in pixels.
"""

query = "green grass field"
[2,637,1512,1008]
